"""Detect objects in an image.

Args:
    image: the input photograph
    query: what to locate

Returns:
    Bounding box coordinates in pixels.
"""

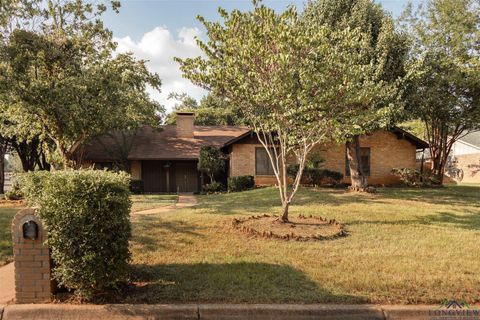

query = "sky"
[102,0,421,111]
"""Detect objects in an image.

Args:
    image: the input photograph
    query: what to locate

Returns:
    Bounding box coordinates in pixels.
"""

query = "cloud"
[114,26,207,112]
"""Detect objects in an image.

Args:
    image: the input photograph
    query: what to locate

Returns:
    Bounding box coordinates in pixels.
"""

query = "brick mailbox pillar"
[11,208,52,303]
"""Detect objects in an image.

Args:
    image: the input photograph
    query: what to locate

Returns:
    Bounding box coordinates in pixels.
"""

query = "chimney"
[176,112,194,138]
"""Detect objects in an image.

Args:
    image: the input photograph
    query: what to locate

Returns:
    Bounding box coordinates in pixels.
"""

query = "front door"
[175,162,199,192]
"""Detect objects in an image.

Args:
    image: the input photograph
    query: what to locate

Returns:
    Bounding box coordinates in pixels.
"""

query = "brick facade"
[11,208,52,303]
[453,153,480,183]
[230,130,418,186]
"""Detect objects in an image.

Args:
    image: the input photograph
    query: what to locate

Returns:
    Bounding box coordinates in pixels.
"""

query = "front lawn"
[0,204,22,266]
[130,194,178,212]
[127,184,480,304]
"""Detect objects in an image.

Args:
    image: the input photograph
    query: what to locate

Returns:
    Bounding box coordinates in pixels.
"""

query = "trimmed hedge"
[287,165,343,186]
[228,175,255,192]
[202,181,226,193]
[20,170,132,299]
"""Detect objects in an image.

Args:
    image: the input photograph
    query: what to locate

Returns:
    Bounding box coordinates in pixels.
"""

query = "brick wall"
[453,153,480,183]
[230,130,417,186]
[11,208,51,303]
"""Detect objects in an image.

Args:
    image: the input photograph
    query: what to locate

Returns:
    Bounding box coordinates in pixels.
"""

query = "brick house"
[83,112,428,192]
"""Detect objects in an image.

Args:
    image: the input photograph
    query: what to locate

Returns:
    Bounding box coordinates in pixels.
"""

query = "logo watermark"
[429,300,480,320]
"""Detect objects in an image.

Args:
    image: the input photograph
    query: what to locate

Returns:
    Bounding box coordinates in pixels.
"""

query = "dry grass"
[127,184,480,304]
[130,194,178,212]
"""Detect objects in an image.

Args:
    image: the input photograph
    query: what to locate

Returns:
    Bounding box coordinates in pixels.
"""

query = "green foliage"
[202,181,226,193]
[130,179,144,194]
[287,165,344,186]
[20,170,132,299]
[402,0,480,180]
[391,168,440,187]
[176,2,404,220]
[0,0,163,169]
[198,146,225,182]
[227,175,255,192]
[165,92,242,125]
[4,181,23,200]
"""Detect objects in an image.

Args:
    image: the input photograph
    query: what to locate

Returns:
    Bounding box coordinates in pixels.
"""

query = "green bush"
[391,168,439,187]
[130,179,144,194]
[202,181,225,193]
[4,180,23,200]
[228,175,255,192]
[286,165,343,186]
[20,170,132,299]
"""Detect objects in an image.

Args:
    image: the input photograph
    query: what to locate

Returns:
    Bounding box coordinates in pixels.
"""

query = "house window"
[255,147,275,175]
[345,147,370,176]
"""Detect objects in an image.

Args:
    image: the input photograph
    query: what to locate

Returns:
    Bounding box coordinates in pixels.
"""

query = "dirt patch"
[232,214,347,241]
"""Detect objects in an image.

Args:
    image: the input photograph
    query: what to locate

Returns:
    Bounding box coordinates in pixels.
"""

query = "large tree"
[177,3,399,221]
[0,0,163,168]
[302,0,409,190]
[402,0,480,183]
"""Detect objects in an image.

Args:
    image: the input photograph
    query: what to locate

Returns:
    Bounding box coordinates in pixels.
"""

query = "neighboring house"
[446,131,480,183]
[83,112,428,192]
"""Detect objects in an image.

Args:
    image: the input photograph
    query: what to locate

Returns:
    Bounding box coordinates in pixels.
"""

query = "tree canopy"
[0,0,163,168]
[177,2,402,220]
[402,0,480,182]
[302,0,409,190]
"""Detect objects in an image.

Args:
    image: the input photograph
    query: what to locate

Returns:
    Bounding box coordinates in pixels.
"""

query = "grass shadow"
[377,185,480,208]
[131,214,205,251]
[195,187,376,216]
[125,262,365,304]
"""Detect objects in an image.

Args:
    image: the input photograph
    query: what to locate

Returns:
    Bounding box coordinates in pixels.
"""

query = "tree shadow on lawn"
[125,262,364,304]
[131,214,205,251]
[377,185,480,208]
[348,209,480,231]
[195,187,376,216]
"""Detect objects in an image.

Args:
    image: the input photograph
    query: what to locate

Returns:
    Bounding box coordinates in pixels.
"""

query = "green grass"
[130,194,178,212]
[127,184,480,304]
[0,205,21,266]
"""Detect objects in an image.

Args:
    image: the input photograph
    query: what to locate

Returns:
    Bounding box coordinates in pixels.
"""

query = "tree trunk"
[346,135,368,191]
[281,201,290,223]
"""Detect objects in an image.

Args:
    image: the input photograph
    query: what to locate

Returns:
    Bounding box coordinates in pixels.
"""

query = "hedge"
[20,170,132,299]
[287,165,343,185]
[228,175,255,192]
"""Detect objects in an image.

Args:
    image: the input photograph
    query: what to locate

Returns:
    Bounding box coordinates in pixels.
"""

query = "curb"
[199,304,385,319]
[1,303,439,320]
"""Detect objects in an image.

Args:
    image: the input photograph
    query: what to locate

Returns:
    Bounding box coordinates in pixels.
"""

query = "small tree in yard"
[198,146,225,183]
[402,0,480,184]
[177,3,397,221]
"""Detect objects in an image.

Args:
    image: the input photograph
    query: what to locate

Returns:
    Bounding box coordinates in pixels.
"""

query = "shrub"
[130,179,144,194]
[20,170,132,299]
[287,165,343,186]
[228,175,255,192]
[202,181,225,193]
[4,180,23,200]
[391,168,440,187]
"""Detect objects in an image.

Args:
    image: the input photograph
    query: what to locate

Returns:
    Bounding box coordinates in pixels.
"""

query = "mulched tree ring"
[232,214,347,241]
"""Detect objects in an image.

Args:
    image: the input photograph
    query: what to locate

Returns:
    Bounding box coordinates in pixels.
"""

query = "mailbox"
[22,220,38,240]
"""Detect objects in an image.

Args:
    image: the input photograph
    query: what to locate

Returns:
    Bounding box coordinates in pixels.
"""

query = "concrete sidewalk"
[0,303,442,320]
[0,263,14,305]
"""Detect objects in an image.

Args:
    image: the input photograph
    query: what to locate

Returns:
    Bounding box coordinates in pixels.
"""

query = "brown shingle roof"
[84,125,251,161]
